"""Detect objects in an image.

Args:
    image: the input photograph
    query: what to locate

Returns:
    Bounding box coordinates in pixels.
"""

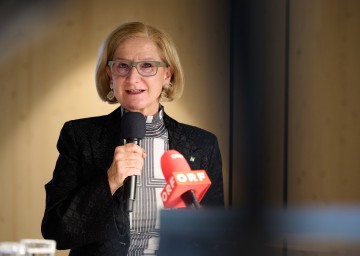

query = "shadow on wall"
[0,0,94,144]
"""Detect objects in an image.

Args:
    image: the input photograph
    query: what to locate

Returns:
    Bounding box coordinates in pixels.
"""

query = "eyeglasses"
[108,60,168,77]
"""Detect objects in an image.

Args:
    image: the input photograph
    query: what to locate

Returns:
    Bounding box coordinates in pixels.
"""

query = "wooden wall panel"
[288,0,360,205]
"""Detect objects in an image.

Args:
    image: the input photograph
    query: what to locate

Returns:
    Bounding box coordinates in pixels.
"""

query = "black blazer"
[41,106,224,256]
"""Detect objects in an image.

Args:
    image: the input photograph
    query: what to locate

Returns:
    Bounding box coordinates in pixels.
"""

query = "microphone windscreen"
[161,150,191,181]
[120,112,146,139]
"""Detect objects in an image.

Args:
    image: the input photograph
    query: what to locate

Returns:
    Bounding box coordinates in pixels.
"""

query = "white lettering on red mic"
[197,172,206,181]
[165,183,172,195]
[187,173,198,182]
[175,171,207,183]
[161,176,176,203]
[169,176,175,188]
[176,173,188,183]
[161,189,168,202]
[171,153,184,159]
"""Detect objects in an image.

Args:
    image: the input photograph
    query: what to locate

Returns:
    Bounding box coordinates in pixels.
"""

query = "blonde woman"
[41,22,224,256]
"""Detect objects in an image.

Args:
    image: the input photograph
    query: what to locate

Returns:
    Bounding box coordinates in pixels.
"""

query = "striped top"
[125,107,169,255]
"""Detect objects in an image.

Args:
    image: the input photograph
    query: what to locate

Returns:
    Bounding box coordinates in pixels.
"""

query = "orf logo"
[175,172,207,183]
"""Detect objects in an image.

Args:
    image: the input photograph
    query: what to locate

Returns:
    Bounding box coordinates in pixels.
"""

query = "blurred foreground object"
[0,239,56,256]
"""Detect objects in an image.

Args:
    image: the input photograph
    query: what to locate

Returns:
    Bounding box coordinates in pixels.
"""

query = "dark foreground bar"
[159,206,360,256]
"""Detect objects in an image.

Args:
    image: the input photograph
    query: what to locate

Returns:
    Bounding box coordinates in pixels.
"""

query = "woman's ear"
[163,68,172,84]
[106,66,112,78]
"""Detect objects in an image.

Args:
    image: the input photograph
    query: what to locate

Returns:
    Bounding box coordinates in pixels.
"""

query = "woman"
[41,21,224,256]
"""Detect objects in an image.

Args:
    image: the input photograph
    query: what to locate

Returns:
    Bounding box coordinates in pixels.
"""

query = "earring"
[107,82,115,101]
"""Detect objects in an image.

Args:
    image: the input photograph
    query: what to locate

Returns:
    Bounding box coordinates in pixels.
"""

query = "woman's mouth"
[126,89,145,95]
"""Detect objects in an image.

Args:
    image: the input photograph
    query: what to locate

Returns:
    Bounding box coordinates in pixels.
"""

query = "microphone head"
[120,112,146,139]
[161,150,191,181]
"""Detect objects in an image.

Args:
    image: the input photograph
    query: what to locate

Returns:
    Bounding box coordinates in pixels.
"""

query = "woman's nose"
[126,66,141,82]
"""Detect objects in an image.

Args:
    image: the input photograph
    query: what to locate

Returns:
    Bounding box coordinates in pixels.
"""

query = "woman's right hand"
[107,143,146,195]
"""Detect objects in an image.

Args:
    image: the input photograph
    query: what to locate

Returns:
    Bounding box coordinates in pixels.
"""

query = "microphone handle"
[124,176,137,212]
[181,189,201,210]
[123,138,141,212]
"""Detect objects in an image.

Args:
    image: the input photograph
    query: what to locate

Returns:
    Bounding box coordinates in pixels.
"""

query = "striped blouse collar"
[120,105,164,124]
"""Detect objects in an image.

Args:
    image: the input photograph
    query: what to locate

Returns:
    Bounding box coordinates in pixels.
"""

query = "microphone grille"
[120,112,146,139]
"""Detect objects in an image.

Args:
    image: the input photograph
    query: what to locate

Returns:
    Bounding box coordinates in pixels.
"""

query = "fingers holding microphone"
[108,143,147,195]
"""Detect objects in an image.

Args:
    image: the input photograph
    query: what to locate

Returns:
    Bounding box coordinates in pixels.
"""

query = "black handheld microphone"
[120,112,146,212]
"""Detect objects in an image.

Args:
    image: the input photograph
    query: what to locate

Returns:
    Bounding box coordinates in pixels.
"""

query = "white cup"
[19,239,56,256]
[0,242,25,256]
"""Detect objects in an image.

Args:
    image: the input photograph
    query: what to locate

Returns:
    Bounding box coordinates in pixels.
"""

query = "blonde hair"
[95,21,184,103]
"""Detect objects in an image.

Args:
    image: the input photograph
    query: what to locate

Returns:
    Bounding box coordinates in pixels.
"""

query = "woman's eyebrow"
[112,57,157,61]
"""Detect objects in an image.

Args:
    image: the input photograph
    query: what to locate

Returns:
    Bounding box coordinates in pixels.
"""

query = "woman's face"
[107,37,171,116]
